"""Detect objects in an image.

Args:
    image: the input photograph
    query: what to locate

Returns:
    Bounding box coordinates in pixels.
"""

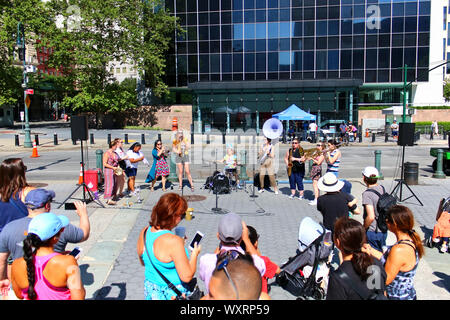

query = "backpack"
[366,186,397,233]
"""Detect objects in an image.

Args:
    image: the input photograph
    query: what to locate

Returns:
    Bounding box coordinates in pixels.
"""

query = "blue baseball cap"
[28,212,69,241]
[25,188,55,209]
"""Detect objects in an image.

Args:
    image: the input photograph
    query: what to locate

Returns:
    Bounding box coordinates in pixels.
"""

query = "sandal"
[107,200,116,205]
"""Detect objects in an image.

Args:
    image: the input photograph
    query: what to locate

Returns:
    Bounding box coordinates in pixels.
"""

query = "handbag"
[143,229,203,300]
[335,269,387,300]
[275,270,306,297]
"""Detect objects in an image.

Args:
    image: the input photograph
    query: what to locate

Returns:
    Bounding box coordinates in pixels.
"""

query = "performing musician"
[258,137,279,195]
[172,130,194,191]
[325,139,341,178]
[308,142,326,206]
[284,138,306,200]
[221,147,242,189]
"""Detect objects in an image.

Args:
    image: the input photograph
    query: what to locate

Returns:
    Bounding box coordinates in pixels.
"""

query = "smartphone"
[65,202,77,210]
[189,231,204,250]
[68,247,82,259]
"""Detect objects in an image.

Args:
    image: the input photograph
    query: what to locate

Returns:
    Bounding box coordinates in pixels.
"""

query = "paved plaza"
[0,123,449,300]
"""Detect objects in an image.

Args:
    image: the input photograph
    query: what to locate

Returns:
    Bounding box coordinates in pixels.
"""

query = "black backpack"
[366,186,397,233]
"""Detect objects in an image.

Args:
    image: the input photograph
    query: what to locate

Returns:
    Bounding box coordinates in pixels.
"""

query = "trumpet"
[302,147,331,160]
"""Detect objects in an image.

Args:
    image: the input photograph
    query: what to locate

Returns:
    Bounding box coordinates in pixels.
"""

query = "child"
[222,147,241,189]
[425,196,450,253]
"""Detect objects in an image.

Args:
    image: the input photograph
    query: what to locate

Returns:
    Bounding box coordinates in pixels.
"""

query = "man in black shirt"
[316,173,359,233]
[284,138,306,199]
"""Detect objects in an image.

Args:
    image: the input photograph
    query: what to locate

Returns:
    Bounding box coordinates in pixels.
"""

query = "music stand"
[390,144,423,206]
[58,139,105,208]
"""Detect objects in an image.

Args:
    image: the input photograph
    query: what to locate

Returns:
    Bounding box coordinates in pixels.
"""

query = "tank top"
[142,229,189,287]
[327,150,340,173]
[382,239,419,300]
[21,253,71,300]
[290,148,305,173]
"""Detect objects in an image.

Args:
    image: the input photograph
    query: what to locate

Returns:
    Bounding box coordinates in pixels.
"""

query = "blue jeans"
[289,171,304,191]
[366,231,388,252]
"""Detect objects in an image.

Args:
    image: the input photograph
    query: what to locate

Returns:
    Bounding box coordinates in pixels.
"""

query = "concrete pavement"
[1,122,449,300]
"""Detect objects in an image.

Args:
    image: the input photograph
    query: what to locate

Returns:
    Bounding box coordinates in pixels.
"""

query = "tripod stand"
[211,148,226,214]
[58,139,105,208]
[390,144,423,206]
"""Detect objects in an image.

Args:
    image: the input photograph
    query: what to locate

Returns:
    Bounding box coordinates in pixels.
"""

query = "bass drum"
[212,174,230,194]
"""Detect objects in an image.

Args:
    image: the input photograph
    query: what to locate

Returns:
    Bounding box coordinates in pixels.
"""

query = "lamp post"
[17,22,32,148]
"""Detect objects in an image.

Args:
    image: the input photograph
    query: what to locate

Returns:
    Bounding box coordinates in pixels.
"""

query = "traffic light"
[18,46,25,61]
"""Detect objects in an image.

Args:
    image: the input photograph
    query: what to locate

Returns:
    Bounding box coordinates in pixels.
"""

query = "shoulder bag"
[143,229,203,300]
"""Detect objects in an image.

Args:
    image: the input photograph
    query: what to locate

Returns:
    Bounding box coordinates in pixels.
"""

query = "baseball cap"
[362,166,379,178]
[218,213,242,245]
[28,212,69,241]
[25,188,55,209]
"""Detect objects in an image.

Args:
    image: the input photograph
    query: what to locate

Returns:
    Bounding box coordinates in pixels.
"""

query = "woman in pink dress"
[103,140,120,205]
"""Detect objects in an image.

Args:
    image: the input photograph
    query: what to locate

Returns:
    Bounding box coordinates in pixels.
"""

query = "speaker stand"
[58,140,105,208]
[390,145,423,206]
[249,163,258,199]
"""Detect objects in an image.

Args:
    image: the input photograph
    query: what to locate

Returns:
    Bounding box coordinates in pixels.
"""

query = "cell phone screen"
[189,232,203,250]
[65,202,76,210]
[69,248,81,257]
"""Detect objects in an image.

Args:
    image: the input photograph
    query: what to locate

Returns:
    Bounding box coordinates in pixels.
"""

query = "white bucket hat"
[317,172,345,192]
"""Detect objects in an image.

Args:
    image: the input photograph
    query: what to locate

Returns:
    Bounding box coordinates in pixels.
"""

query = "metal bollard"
[15,134,19,146]
[222,132,226,145]
[96,149,103,173]
[374,150,384,180]
[72,139,76,145]
[124,133,129,144]
[305,159,313,180]
[191,132,194,145]
[35,134,39,146]
[90,133,94,144]
[107,133,111,145]
[141,133,145,144]
[372,132,376,143]
[207,134,210,144]
[168,152,178,183]
[433,149,446,179]
[239,150,249,181]
[158,133,162,141]
[358,131,362,143]
[385,132,388,143]
[54,133,58,145]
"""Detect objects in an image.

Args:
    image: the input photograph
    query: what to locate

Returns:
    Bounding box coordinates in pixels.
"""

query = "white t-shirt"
[126,150,144,169]
[309,123,317,132]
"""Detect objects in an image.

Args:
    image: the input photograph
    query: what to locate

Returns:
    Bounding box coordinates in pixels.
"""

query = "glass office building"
[163,0,442,132]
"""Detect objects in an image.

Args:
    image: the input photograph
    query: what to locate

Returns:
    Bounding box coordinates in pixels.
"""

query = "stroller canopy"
[298,217,326,252]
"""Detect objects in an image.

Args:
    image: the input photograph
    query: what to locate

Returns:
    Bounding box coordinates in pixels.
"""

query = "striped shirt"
[327,150,340,173]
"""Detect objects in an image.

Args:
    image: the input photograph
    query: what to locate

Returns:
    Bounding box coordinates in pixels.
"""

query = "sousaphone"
[259,118,283,165]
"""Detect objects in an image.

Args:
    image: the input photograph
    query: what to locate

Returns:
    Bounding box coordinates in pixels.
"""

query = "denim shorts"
[125,167,137,177]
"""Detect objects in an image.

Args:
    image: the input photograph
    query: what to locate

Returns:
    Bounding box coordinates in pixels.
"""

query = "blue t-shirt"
[0,216,84,260]
[0,196,28,233]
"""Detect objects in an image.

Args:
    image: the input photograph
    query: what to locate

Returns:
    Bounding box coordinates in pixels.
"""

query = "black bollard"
[35,134,39,146]
[107,133,111,145]
[385,132,388,142]
[207,134,210,144]
[15,134,19,146]
[124,133,129,144]
[158,133,162,141]
[372,132,376,143]
[54,133,58,145]
[90,133,94,144]
[141,133,146,144]
[191,132,194,145]
[72,139,76,145]
[222,132,226,145]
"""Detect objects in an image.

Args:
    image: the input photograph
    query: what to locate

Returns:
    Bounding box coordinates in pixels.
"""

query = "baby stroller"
[275,217,333,300]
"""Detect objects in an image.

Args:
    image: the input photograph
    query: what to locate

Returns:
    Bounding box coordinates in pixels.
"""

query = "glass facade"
[163,0,432,130]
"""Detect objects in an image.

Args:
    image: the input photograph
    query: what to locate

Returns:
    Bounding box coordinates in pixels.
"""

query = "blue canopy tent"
[272,104,316,121]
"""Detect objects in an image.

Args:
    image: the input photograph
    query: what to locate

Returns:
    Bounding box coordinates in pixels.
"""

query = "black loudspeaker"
[71,115,88,141]
[398,123,415,146]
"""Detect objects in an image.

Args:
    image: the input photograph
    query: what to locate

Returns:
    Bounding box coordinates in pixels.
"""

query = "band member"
[309,143,326,206]
[173,130,194,191]
[284,138,305,199]
[145,140,169,191]
[222,147,241,189]
[325,139,341,178]
[258,137,279,194]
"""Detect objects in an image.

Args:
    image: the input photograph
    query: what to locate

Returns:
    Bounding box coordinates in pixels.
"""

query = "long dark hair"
[22,233,55,300]
[129,142,141,151]
[334,217,373,281]
[386,205,424,259]
[0,158,28,202]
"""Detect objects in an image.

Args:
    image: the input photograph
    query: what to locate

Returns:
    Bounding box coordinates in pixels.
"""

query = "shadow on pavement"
[93,283,127,300]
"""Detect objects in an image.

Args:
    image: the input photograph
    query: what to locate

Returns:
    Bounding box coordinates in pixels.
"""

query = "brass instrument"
[287,148,293,176]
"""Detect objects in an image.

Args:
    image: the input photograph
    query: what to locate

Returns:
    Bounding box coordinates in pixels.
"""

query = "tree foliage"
[444,80,450,102]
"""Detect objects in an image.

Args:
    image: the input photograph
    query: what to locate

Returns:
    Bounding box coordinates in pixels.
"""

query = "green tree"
[444,80,450,102]
[41,0,180,127]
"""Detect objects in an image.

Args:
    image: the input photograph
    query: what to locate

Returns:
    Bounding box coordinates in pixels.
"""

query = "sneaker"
[309,199,317,206]
[237,184,242,189]
[439,244,448,254]
[274,191,279,195]
[288,194,295,199]
[425,237,435,248]
[258,189,264,193]
[298,195,304,200]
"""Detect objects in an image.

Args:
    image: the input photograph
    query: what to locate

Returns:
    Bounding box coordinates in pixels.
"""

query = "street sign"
[25,95,31,108]
[25,89,34,95]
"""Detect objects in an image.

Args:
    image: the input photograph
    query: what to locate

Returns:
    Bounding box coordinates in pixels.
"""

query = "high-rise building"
[164,0,444,131]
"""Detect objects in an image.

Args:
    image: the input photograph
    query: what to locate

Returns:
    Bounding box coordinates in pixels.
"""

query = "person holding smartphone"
[136,193,201,300]
[11,213,85,300]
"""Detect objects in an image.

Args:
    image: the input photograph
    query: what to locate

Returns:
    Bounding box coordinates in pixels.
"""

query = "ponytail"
[351,250,374,281]
[22,234,42,300]
[408,230,424,259]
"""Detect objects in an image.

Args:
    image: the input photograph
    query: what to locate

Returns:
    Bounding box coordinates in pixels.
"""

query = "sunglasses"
[216,256,240,300]
[292,142,299,144]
